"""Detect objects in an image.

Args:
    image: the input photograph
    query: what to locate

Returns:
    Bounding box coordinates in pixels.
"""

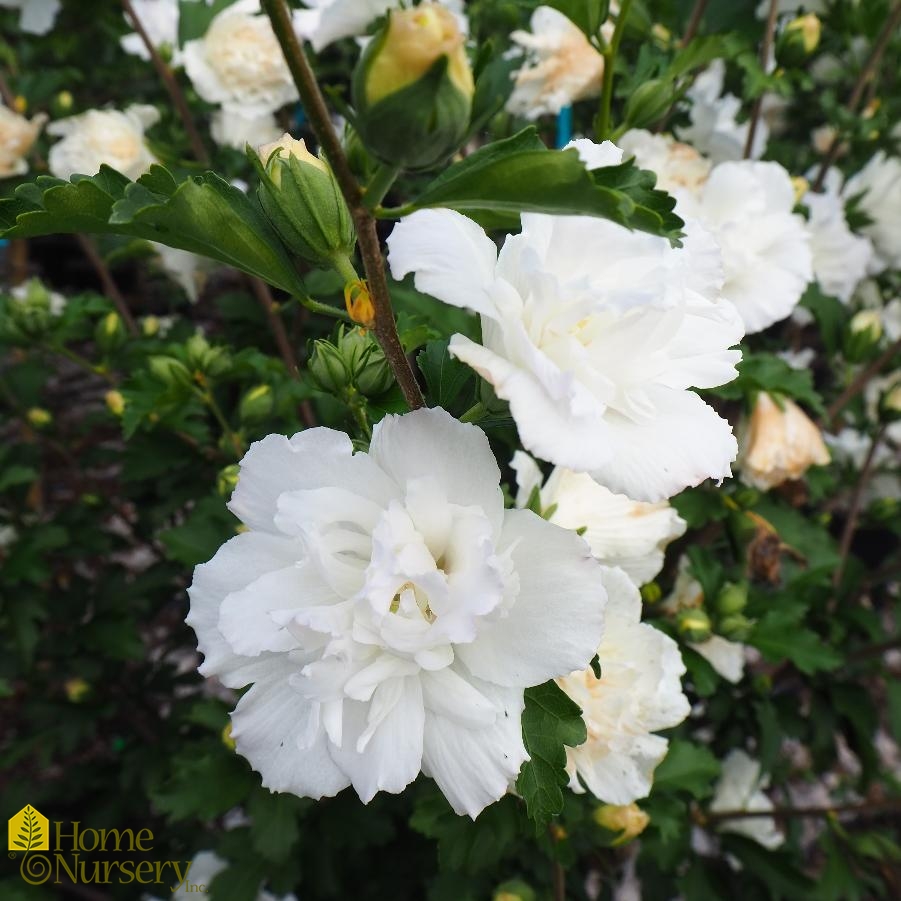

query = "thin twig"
[75,234,138,334]
[121,0,210,165]
[260,0,424,410]
[247,276,299,375]
[826,335,901,428]
[680,0,709,47]
[704,800,900,824]
[833,424,887,590]
[743,0,779,159]
[596,0,634,141]
[812,1,901,191]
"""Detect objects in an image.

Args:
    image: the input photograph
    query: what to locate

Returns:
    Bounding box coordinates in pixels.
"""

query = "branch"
[121,0,210,165]
[827,335,901,428]
[743,0,779,159]
[259,0,424,410]
[833,423,887,590]
[596,0,634,141]
[812,1,901,191]
[703,800,900,824]
[681,0,709,47]
[75,234,138,335]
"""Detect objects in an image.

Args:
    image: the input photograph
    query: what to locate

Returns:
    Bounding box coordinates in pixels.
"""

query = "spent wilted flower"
[506,6,608,120]
[0,101,46,179]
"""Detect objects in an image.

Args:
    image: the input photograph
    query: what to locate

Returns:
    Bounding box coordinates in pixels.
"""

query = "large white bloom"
[677,60,767,163]
[843,151,901,271]
[0,0,60,34]
[46,105,159,180]
[506,6,608,120]
[388,140,744,503]
[561,567,689,804]
[709,750,784,849]
[187,408,606,818]
[618,129,712,195]
[680,161,813,333]
[120,0,180,64]
[803,183,873,303]
[0,102,46,178]
[182,0,299,117]
[295,0,466,52]
[511,451,686,587]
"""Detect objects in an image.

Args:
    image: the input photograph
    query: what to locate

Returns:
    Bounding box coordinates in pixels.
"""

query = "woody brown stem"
[260,0,424,410]
[703,799,899,824]
[812,1,901,191]
[743,0,779,160]
[121,0,210,165]
[827,336,901,428]
[75,234,138,335]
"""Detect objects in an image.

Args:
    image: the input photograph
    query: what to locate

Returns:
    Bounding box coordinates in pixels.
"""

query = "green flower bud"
[185,333,230,378]
[26,407,52,428]
[238,384,274,424]
[640,581,662,604]
[309,338,351,395]
[844,310,883,362]
[623,78,674,130]
[105,390,126,417]
[715,581,748,616]
[677,607,712,643]
[149,355,193,388]
[217,464,240,498]
[718,613,754,642]
[142,315,161,337]
[593,803,650,845]
[493,881,536,901]
[880,383,901,422]
[777,13,821,67]
[352,4,474,171]
[252,134,355,267]
[340,327,394,397]
[55,90,74,114]
[6,278,63,339]
[95,311,127,353]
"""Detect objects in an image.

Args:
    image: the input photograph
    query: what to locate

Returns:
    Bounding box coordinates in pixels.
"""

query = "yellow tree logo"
[8,806,49,852]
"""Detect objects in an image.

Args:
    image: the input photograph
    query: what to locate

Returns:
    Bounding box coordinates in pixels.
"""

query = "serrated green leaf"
[417,339,475,411]
[711,351,825,416]
[515,680,586,828]
[749,610,842,674]
[398,128,683,242]
[652,740,720,798]
[0,166,306,296]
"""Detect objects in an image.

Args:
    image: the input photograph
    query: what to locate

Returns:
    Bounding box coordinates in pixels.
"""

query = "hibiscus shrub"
[2,0,901,899]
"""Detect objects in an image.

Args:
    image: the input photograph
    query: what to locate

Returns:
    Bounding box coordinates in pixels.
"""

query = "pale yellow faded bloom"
[365,3,473,105]
[739,392,830,490]
[507,6,607,119]
[0,103,46,178]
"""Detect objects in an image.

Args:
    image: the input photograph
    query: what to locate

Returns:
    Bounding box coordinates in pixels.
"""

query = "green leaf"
[515,680,587,828]
[711,351,825,416]
[417,339,475,411]
[247,791,307,864]
[0,166,307,296]
[160,496,237,567]
[749,610,842,674]
[399,128,683,243]
[177,0,235,45]
[651,740,720,798]
[0,464,37,492]
[544,1,610,40]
